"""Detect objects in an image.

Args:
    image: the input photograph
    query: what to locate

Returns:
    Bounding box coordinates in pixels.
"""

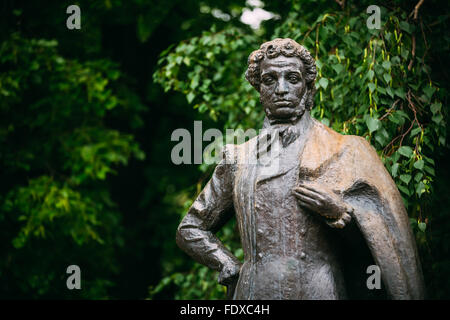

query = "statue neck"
[262,110,312,130]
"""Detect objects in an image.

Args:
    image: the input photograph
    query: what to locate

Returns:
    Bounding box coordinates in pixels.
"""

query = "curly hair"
[245,38,317,110]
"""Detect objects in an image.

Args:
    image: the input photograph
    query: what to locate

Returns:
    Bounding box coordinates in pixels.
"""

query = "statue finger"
[297,182,328,193]
[327,219,346,229]
[342,212,352,224]
[293,191,321,207]
[293,191,321,206]
[293,186,325,201]
[297,201,316,212]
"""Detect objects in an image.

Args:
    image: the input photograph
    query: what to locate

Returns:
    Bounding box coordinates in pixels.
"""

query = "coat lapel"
[254,113,315,186]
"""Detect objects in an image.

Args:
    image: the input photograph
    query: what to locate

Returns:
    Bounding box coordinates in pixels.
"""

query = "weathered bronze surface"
[176,38,425,299]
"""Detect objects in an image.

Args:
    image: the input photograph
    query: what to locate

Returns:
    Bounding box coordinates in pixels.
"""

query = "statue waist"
[235,255,344,299]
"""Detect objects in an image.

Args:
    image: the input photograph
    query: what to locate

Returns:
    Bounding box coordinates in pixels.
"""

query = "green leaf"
[418,222,426,232]
[319,77,329,89]
[400,174,411,184]
[399,21,412,34]
[315,59,323,69]
[382,61,391,70]
[386,87,394,98]
[183,57,191,66]
[398,146,413,158]
[383,73,392,83]
[413,159,424,170]
[432,114,443,124]
[401,48,410,60]
[391,163,399,177]
[396,110,410,120]
[410,126,422,137]
[414,172,424,182]
[424,165,435,176]
[424,157,435,166]
[190,75,199,89]
[376,86,386,95]
[397,184,410,196]
[186,92,195,103]
[416,181,426,197]
[424,86,436,99]
[332,64,344,74]
[394,88,405,99]
[409,83,419,91]
[375,128,390,146]
[366,116,380,133]
[430,103,442,114]
[389,113,401,124]
[354,66,363,76]
[368,83,376,93]
[81,146,95,161]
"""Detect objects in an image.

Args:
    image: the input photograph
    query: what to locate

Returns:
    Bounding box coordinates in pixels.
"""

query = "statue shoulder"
[307,119,385,169]
[343,134,380,161]
[311,118,378,155]
[310,118,346,144]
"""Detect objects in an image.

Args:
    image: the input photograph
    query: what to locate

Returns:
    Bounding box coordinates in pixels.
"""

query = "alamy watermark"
[66,265,81,290]
[366,5,381,30]
[66,5,81,30]
[366,265,381,290]
[171,121,284,171]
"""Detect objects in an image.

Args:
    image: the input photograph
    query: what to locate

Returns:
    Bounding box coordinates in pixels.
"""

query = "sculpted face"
[259,55,307,121]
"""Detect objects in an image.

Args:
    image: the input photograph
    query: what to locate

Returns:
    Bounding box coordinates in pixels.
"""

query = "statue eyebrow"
[261,70,277,77]
[287,71,301,75]
[261,69,302,77]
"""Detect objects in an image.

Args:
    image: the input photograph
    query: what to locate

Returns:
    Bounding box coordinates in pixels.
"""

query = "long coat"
[176,112,425,299]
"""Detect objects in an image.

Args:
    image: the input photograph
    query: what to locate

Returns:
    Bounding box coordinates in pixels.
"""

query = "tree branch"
[413,0,425,21]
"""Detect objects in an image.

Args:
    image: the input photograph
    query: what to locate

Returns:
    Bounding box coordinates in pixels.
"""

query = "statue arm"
[176,145,241,285]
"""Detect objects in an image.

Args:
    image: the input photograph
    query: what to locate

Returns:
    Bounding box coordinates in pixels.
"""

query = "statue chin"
[272,107,297,118]
[265,105,305,123]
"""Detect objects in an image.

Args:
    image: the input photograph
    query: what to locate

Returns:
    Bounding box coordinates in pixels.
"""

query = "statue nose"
[275,79,289,95]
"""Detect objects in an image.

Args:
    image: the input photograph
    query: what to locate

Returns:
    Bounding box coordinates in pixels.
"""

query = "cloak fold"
[300,121,425,299]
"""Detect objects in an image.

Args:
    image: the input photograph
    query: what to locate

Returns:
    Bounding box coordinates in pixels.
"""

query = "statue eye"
[287,74,300,83]
[262,76,275,85]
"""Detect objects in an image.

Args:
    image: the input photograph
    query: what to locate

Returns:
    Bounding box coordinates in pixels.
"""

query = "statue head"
[245,38,317,122]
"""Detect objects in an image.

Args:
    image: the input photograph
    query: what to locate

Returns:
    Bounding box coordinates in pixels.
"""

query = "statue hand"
[293,182,353,229]
[218,262,241,286]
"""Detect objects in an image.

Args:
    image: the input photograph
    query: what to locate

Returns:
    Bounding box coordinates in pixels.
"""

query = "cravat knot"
[256,125,300,159]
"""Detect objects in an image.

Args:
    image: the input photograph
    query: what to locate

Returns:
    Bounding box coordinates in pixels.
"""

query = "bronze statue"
[176,38,425,299]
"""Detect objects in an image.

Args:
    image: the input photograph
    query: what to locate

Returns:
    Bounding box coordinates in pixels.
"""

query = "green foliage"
[154,26,263,128]
[154,1,448,299]
[0,0,256,300]
[0,33,145,298]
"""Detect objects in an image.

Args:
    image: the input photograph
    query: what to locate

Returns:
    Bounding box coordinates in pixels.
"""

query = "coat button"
[300,252,306,259]
[258,253,263,259]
